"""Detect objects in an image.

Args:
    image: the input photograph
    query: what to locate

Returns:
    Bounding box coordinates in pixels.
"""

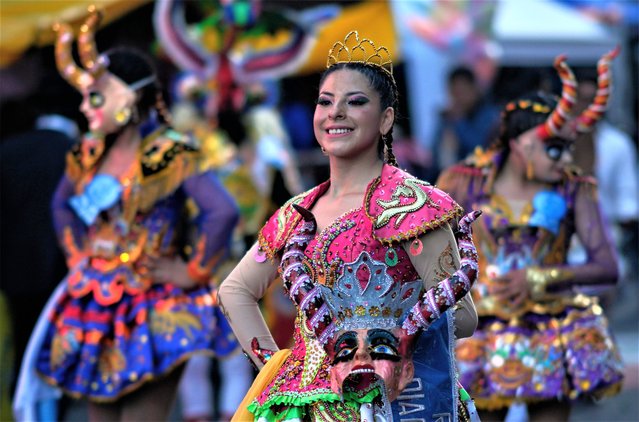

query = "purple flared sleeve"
[568,179,620,289]
[543,179,619,294]
[181,171,239,283]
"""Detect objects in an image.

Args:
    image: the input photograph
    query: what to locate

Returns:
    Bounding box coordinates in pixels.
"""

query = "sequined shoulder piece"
[141,128,199,177]
[65,133,106,182]
[257,182,328,262]
[138,128,201,211]
[365,165,463,245]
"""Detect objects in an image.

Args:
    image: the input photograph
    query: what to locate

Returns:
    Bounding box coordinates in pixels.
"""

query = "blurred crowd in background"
[1,1,637,421]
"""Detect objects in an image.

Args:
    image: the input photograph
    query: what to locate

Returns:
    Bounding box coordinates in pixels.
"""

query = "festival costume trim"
[244,164,476,420]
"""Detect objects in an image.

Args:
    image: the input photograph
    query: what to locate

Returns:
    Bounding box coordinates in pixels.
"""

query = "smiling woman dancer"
[13,10,239,422]
[437,51,624,421]
[219,31,480,421]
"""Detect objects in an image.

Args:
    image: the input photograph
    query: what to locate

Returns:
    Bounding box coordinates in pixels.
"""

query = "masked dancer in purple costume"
[220,31,481,421]
[13,10,239,422]
[437,51,624,421]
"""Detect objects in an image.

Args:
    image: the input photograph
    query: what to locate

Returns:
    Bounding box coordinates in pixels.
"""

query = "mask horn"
[54,22,94,90]
[77,6,108,81]
[535,55,577,140]
[576,46,620,133]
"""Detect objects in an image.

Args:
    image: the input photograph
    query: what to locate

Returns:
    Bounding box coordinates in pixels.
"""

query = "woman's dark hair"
[319,62,399,165]
[104,47,169,124]
[494,91,558,152]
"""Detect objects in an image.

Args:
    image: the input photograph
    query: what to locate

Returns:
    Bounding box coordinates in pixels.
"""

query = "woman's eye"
[349,98,368,106]
[316,98,331,106]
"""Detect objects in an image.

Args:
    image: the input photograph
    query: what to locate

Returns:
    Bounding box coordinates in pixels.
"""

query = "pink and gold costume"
[221,164,479,420]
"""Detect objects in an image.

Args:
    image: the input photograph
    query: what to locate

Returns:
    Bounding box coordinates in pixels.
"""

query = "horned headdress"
[54,6,108,90]
[574,47,620,133]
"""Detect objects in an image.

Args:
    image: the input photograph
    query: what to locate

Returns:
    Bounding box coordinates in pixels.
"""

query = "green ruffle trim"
[247,387,382,421]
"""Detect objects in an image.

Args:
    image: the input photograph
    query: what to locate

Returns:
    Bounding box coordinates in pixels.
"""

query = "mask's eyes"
[335,346,356,362]
[370,343,399,357]
[333,332,358,364]
[368,329,401,362]
[88,91,105,109]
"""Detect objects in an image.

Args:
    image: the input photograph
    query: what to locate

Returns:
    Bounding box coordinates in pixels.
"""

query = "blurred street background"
[2,1,637,421]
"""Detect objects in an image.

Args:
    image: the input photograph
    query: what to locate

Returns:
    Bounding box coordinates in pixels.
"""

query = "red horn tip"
[554,54,567,66]
[607,45,621,59]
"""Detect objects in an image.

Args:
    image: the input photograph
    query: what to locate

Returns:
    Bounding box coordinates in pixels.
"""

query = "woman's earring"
[526,159,534,180]
[320,146,327,155]
[114,107,132,126]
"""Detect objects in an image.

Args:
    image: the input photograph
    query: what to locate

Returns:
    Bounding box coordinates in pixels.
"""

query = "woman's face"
[328,328,414,401]
[512,127,574,183]
[80,73,136,135]
[313,68,394,161]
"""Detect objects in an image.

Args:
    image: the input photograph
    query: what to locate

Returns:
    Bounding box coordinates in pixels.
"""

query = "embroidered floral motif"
[50,328,82,369]
[434,243,456,283]
[98,339,126,380]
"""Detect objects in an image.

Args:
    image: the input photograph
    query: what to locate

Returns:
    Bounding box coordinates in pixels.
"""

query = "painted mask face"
[80,73,136,135]
[328,328,414,401]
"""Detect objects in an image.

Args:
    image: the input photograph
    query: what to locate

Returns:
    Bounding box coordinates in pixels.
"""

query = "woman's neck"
[327,156,384,199]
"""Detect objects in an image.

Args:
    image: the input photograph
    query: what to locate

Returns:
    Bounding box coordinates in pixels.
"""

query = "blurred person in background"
[169,71,256,422]
[437,53,624,421]
[13,12,238,422]
[432,65,500,181]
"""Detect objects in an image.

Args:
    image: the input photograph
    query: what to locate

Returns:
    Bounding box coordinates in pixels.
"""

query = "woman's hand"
[145,256,198,289]
[489,269,530,307]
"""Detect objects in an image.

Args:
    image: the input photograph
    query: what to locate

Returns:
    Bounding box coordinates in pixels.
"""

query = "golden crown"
[326,30,393,77]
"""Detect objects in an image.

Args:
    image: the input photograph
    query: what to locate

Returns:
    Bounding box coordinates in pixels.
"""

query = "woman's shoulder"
[440,148,496,180]
[257,182,328,262]
[435,148,496,207]
[365,165,463,245]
